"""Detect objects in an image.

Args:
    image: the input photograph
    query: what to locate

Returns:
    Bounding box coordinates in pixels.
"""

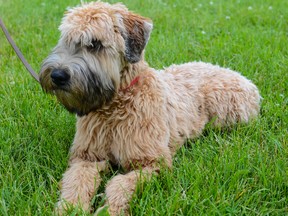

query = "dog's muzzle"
[51,69,70,86]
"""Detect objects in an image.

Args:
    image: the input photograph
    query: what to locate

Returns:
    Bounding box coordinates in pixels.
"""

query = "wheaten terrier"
[39,1,261,215]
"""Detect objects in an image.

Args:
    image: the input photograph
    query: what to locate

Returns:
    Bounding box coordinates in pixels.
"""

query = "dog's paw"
[55,200,89,215]
[54,201,66,216]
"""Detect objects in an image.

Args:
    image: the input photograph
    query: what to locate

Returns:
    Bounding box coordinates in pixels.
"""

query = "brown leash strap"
[0,18,40,83]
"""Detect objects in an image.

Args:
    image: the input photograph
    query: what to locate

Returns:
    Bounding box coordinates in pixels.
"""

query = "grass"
[0,0,287,215]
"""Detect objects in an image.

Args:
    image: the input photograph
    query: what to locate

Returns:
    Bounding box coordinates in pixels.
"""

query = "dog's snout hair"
[40,44,118,115]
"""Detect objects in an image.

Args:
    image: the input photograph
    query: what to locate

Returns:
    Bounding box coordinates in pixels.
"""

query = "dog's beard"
[53,83,116,116]
[40,62,117,116]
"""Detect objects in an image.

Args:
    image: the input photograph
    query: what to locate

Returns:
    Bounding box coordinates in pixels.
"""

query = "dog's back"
[158,62,260,152]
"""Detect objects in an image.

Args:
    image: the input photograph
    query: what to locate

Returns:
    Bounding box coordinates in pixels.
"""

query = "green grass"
[0,0,287,215]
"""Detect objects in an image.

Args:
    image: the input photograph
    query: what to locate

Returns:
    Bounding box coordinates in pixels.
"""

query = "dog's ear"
[118,13,153,63]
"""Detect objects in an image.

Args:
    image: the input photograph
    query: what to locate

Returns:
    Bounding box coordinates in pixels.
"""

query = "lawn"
[0,0,287,215]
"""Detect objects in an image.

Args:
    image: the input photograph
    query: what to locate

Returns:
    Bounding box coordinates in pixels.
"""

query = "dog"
[39,1,261,215]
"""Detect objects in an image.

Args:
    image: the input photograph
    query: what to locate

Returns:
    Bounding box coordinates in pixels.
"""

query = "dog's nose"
[51,69,70,86]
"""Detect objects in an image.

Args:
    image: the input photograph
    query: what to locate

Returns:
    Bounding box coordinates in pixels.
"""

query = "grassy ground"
[0,0,287,215]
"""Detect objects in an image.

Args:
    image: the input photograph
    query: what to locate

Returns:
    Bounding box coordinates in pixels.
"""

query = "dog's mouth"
[51,85,70,94]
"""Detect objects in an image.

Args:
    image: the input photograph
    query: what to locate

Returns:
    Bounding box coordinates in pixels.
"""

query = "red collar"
[119,76,140,92]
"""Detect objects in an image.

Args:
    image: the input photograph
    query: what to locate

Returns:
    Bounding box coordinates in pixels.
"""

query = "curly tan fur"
[39,1,260,215]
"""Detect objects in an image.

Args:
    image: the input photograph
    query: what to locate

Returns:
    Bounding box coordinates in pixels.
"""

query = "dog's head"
[39,1,152,115]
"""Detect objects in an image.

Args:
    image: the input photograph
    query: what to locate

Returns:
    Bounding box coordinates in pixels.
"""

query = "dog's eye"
[87,39,103,52]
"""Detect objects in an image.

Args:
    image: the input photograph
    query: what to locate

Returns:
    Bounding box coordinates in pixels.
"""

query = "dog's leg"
[203,74,260,126]
[100,166,158,216]
[56,160,107,213]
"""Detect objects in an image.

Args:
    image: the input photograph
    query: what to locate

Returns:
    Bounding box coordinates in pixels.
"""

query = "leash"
[0,18,40,83]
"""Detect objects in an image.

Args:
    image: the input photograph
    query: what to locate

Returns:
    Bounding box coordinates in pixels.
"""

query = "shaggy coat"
[39,1,260,215]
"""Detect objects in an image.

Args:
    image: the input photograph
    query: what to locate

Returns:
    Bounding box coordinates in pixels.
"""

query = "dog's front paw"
[55,199,89,215]
[55,200,67,216]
